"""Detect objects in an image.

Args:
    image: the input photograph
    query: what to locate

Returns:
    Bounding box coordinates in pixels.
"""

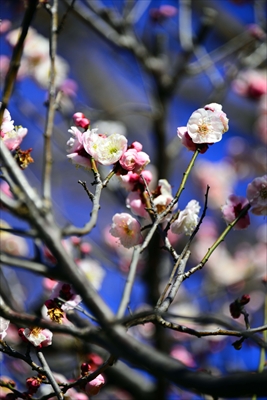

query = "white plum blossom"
[171,200,200,235]
[153,179,176,214]
[83,131,127,165]
[187,108,226,144]
[0,317,10,340]
[110,213,143,248]
[23,327,53,347]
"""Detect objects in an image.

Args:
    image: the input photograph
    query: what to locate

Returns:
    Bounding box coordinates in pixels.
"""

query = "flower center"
[198,122,210,136]
[109,146,118,155]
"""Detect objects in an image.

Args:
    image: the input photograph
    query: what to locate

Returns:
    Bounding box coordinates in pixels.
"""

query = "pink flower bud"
[73,112,90,129]
[130,141,143,152]
[26,377,41,394]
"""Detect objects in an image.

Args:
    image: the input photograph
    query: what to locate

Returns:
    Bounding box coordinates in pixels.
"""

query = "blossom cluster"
[66,107,266,252]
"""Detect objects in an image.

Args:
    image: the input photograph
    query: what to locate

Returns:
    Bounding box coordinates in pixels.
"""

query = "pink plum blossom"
[130,141,143,152]
[221,194,250,229]
[171,200,200,235]
[0,317,10,340]
[119,148,139,171]
[246,175,267,215]
[85,374,105,396]
[119,148,150,173]
[66,126,91,168]
[23,327,53,347]
[187,104,228,144]
[2,126,28,151]
[83,131,127,165]
[110,213,143,248]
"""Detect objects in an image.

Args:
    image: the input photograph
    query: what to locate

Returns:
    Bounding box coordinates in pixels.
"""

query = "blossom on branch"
[171,200,200,235]
[66,126,91,168]
[83,130,127,165]
[22,327,53,347]
[110,213,143,248]
[187,103,228,144]
[0,104,28,151]
[221,194,250,230]
[246,175,267,215]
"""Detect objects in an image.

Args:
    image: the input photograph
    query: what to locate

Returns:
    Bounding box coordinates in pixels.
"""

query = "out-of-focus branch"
[37,350,64,400]
[0,253,59,279]
[0,0,39,125]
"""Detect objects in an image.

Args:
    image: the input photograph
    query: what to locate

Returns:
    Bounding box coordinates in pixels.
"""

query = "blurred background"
[0,0,266,399]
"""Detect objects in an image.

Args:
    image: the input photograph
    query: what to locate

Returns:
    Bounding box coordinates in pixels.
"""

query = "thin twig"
[117,246,141,319]
[42,0,59,209]
[182,203,252,281]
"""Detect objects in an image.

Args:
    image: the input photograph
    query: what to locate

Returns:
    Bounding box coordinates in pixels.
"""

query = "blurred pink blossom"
[0,19,11,34]
[126,191,148,218]
[221,194,250,229]
[246,175,267,215]
[232,69,267,99]
[193,159,237,209]
[85,374,105,396]
[110,213,143,248]
[170,345,196,368]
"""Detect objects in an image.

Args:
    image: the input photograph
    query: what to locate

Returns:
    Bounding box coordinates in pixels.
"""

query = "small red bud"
[81,362,91,375]
[240,294,250,305]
